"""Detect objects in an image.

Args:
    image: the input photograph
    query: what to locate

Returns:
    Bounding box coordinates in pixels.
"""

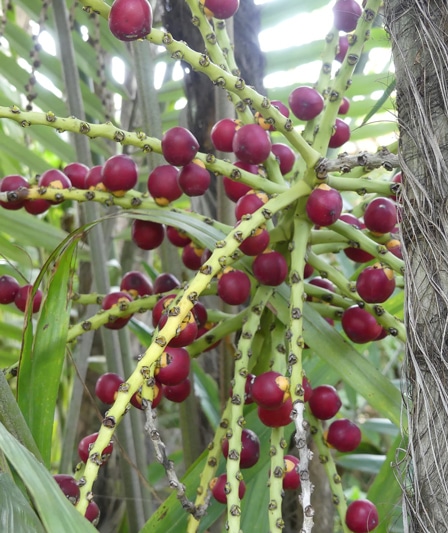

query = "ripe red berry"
[232,124,272,165]
[163,378,191,402]
[147,165,182,206]
[53,474,80,505]
[356,264,396,303]
[386,238,402,259]
[306,184,343,227]
[363,197,397,234]
[153,273,181,294]
[345,499,379,533]
[192,300,208,328]
[131,219,165,250]
[308,385,342,420]
[63,162,89,189]
[326,419,362,452]
[178,161,211,197]
[217,269,251,306]
[339,97,350,115]
[155,347,191,386]
[101,291,133,330]
[288,86,324,121]
[223,161,256,202]
[95,372,125,404]
[102,154,138,192]
[131,381,163,409]
[162,127,199,167]
[235,191,268,220]
[258,397,293,427]
[302,376,313,402]
[78,432,113,464]
[333,0,362,33]
[152,294,176,328]
[159,312,198,348]
[210,473,246,504]
[14,285,43,313]
[283,455,301,490]
[181,242,204,271]
[85,501,101,525]
[221,428,261,469]
[38,169,72,190]
[329,118,351,148]
[0,175,29,210]
[271,143,296,175]
[24,198,51,215]
[109,0,152,41]
[210,118,238,152]
[120,270,153,297]
[0,275,20,304]
[239,227,270,256]
[85,165,105,190]
[251,371,290,410]
[166,226,191,247]
[252,250,288,286]
[202,0,240,19]
[341,306,383,344]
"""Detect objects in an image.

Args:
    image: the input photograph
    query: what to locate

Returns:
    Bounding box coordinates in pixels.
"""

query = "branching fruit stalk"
[268,426,286,531]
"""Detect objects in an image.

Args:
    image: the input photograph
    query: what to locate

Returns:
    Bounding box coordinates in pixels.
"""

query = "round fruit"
[131,219,165,250]
[0,175,29,210]
[308,385,342,420]
[85,501,101,525]
[271,143,296,175]
[210,473,246,504]
[53,474,80,505]
[14,285,43,313]
[329,118,351,148]
[102,154,138,192]
[202,0,240,19]
[0,275,20,304]
[24,198,51,215]
[306,184,343,227]
[221,428,260,469]
[162,127,199,167]
[95,372,125,404]
[210,118,238,152]
[38,169,72,190]
[283,455,301,490]
[101,291,133,330]
[192,301,208,327]
[163,378,191,402]
[326,419,362,452]
[217,269,251,305]
[155,347,191,386]
[153,273,181,294]
[252,250,288,286]
[235,191,268,220]
[239,227,270,256]
[63,162,89,189]
[386,238,402,259]
[302,376,313,402]
[166,226,191,247]
[256,99,290,131]
[78,432,114,464]
[341,306,383,344]
[363,197,397,234]
[232,124,272,165]
[178,161,211,196]
[109,0,152,41]
[251,371,290,410]
[288,86,324,121]
[120,270,153,297]
[147,165,182,205]
[333,0,362,33]
[152,294,176,328]
[339,97,350,115]
[85,165,105,190]
[181,242,204,271]
[345,499,379,533]
[223,161,257,202]
[132,381,163,409]
[258,397,293,427]
[356,264,396,303]
[159,311,198,348]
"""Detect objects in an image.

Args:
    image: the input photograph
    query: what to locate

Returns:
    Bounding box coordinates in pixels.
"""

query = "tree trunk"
[385,1,448,530]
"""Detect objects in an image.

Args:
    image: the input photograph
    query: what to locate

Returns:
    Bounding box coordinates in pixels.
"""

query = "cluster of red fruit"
[0,275,43,314]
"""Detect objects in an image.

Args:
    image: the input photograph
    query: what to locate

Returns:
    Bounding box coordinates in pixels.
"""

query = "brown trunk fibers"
[385,1,448,530]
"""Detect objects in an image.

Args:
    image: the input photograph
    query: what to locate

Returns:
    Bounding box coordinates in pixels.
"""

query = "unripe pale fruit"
[345,499,379,533]
[102,154,138,192]
[109,0,152,41]
[162,127,199,166]
[232,124,272,165]
[306,184,343,227]
[288,86,324,121]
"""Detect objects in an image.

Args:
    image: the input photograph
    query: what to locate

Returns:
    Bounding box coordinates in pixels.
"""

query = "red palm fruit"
[109,0,152,41]
[252,250,288,286]
[159,312,198,348]
[131,381,163,409]
[345,499,379,533]
[200,248,212,265]
[95,372,125,404]
[202,0,240,19]
[0,175,29,210]
[102,154,138,192]
[221,428,261,469]
[120,270,153,297]
[258,397,293,427]
[166,226,191,247]
[363,197,397,234]
[232,123,272,165]
[0,275,20,304]
[329,118,351,148]
[192,300,208,327]
[78,432,113,464]
[235,190,269,220]
[85,165,105,190]
[333,0,362,32]
[147,165,182,206]
[162,127,199,166]
[283,455,301,490]
[340,213,375,263]
[217,268,251,306]
[153,273,180,294]
[38,169,72,190]
[24,198,51,215]
[356,263,396,303]
[152,294,176,328]
[210,118,238,152]
[102,291,133,330]
[14,285,43,313]
[244,373,256,404]
[239,227,270,256]
[155,347,190,386]
[335,34,349,62]
[53,474,80,505]
[271,143,296,175]
[163,378,191,402]
[303,376,313,402]
[306,184,343,226]
[326,419,362,452]
[251,371,290,410]
[386,238,402,259]
[178,160,211,196]
[308,384,342,420]
[181,242,204,270]
[63,162,89,189]
[223,161,257,202]
[131,219,165,250]
[304,263,314,278]
[341,305,383,343]
[210,474,246,505]
[338,96,350,115]
[288,86,324,121]
[256,99,290,131]
[85,501,101,525]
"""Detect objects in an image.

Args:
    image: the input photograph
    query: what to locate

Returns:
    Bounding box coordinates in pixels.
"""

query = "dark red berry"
[131,381,163,409]
[152,294,176,328]
[192,300,208,327]
[339,97,350,115]
[235,191,268,220]
[288,86,324,121]
[178,161,211,196]
[95,372,125,404]
[0,275,20,304]
[163,378,191,402]
[85,165,105,190]
[333,0,362,33]
[155,347,190,386]
[303,376,313,402]
[335,34,349,62]
[78,432,113,464]
[345,499,379,533]
[308,384,342,420]
[239,227,270,256]
[363,197,397,234]
[120,270,153,297]
[102,154,138,192]
[202,0,240,19]
[38,169,72,190]
[14,285,43,313]
[53,474,80,505]
[162,127,199,167]
[304,263,314,279]
[166,226,191,247]
[271,143,296,175]
[243,373,256,404]
[148,165,182,206]
[341,306,383,343]
[390,171,401,201]
[283,455,301,490]
[256,99,290,131]
[251,371,290,410]
[329,118,351,148]
[109,0,152,41]
[222,428,260,469]
[63,162,89,189]
[159,312,198,348]
[306,184,343,227]
[223,161,257,202]
[210,118,239,152]
[210,473,246,504]
[326,419,362,452]
[356,264,396,303]
[217,268,251,306]
[153,273,180,294]
[0,175,29,210]
[102,291,133,330]
[85,501,101,525]
[232,124,272,165]
[258,397,293,427]
[24,198,51,215]
[181,242,204,271]
[131,219,165,250]
[252,250,288,286]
